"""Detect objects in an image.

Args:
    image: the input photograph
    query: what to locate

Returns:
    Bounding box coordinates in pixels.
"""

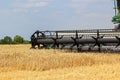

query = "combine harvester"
[31,0,120,52]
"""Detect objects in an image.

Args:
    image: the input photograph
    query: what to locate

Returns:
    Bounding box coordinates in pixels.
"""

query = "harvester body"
[112,0,120,23]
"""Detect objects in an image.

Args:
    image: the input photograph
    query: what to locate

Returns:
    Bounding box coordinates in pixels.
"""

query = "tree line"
[0,35,30,44]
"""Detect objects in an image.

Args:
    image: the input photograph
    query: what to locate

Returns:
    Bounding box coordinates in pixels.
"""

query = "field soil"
[0,45,120,80]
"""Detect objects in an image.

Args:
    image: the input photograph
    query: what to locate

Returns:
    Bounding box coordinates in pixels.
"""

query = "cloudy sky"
[0,0,115,39]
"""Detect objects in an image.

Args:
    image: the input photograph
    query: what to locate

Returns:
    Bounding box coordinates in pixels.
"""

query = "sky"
[0,0,115,40]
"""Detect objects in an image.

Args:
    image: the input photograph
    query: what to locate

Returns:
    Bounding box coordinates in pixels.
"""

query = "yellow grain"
[0,44,120,80]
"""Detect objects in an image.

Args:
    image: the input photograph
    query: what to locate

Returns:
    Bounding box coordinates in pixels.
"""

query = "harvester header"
[31,29,120,52]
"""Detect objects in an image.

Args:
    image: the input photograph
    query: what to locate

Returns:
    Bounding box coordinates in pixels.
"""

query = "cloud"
[70,0,108,3]
[67,0,111,14]
[13,0,50,8]
[12,0,51,13]
[24,2,48,8]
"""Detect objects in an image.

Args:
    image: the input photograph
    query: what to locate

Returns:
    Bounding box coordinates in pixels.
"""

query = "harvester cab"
[112,0,120,29]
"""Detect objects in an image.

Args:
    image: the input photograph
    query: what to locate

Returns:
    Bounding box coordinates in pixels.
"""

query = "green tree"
[23,40,30,44]
[13,35,24,44]
[0,39,5,44]
[3,36,12,44]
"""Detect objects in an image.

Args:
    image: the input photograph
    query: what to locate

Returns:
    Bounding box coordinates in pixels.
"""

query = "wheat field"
[0,44,120,80]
